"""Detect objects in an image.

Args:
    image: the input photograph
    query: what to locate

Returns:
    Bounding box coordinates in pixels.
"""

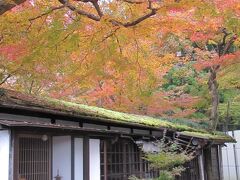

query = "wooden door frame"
[13,132,52,180]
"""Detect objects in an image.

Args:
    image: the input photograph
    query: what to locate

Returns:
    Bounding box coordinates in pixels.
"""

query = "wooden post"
[83,137,90,180]
[204,146,223,180]
[103,140,107,180]
[123,141,127,179]
[13,131,19,180]
[204,147,214,180]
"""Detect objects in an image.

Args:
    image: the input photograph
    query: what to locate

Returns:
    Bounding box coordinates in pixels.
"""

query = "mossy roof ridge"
[45,97,203,132]
[180,131,236,143]
[160,117,209,130]
[0,88,234,142]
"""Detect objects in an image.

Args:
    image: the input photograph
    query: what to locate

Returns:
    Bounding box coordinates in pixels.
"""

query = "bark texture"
[208,66,219,131]
[208,30,237,131]
[0,0,26,15]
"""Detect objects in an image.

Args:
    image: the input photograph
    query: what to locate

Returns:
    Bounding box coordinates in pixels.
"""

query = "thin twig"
[29,5,65,21]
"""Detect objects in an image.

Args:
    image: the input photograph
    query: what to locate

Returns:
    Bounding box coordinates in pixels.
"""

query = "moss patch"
[45,98,203,131]
[180,131,235,142]
[44,98,234,142]
[0,88,234,142]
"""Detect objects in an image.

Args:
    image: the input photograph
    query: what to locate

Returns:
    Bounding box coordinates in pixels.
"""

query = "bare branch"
[0,34,3,44]
[220,28,231,45]
[58,0,157,27]
[222,34,238,55]
[0,0,26,15]
[67,3,100,21]
[29,5,65,21]
[121,0,146,4]
[91,0,103,17]
[0,74,11,86]
[101,27,120,42]
[109,0,158,27]
[114,34,123,54]
[125,9,156,27]
[110,9,156,27]
[58,0,101,21]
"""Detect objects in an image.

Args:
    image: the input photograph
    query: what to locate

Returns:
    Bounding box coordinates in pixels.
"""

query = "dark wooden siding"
[204,146,221,180]
[176,157,200,180]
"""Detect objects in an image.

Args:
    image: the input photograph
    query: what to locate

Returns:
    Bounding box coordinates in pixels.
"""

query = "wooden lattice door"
[17,135,51,180]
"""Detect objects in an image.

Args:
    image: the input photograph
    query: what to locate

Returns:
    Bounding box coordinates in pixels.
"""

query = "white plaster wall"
[52,136,71,180]
[222,130,240,180]
[0,130,10,180]
[74,138,83,180]
[89,139,100,180]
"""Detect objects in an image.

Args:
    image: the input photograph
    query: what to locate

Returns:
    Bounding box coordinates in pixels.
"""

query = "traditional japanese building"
[0,88,235,180]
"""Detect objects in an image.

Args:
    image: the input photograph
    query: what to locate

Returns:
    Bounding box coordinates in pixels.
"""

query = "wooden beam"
[13,131,19,180]
[204,147,214,180]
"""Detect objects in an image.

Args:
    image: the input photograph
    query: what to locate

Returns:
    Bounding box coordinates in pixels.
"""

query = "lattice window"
[18,135,51,180]
[100,139,159,180]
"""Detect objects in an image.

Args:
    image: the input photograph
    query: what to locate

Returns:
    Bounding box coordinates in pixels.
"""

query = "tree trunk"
[0,0,26,15]
[208,66,219,131]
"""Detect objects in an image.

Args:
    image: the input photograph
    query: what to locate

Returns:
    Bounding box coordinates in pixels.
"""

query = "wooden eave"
[0,103,168,132]
[0,119,119,133]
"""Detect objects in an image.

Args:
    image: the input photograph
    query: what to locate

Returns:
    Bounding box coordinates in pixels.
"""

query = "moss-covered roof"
[0,88,235,142]
[179,131,235,143]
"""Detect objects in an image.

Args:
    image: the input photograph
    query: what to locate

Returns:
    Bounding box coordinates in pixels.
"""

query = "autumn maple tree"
[0,0,240,130]
[192,30,239,130]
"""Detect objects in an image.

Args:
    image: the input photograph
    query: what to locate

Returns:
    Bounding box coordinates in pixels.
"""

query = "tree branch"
[91,0,103,17]
[124,9,156,27]
[0,34,3,44]
[0,0,26,15]
[59,0,158,27]
[58,0,101,21]
[110,9,156,27]
[112,0,157,27]
[29,5,65,21]
[101,27,120,42]
[222,34,238,56]
[121,0,146,4]
[67,3,100,21]
[0,74,11,86]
